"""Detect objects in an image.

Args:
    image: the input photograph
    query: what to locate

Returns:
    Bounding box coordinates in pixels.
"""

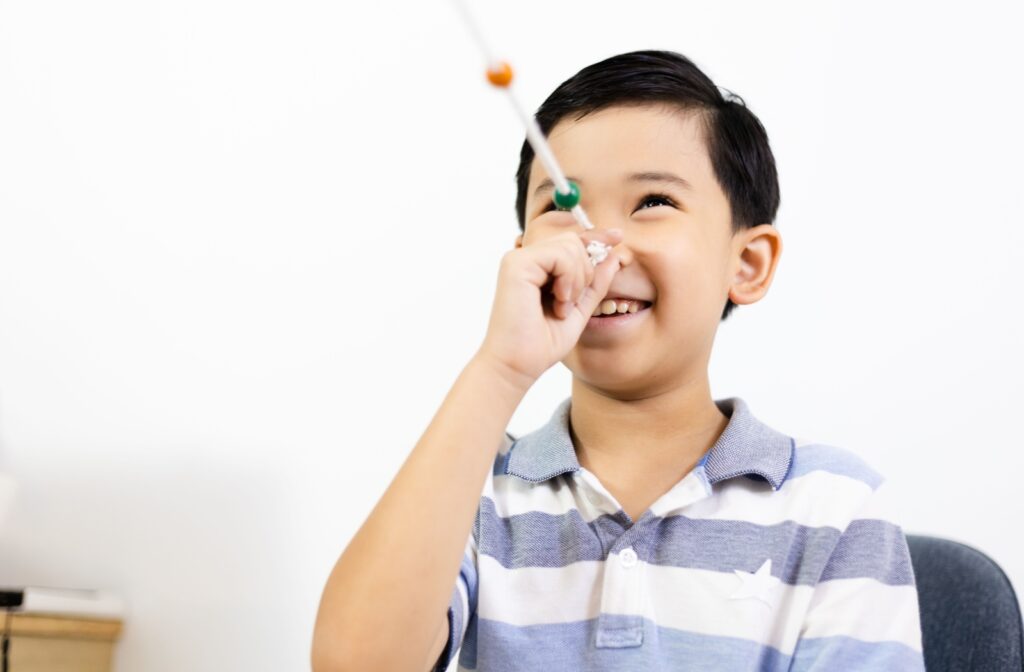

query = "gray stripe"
[477,496,914,586]
[819,518,916,583]
[464,615,791,671]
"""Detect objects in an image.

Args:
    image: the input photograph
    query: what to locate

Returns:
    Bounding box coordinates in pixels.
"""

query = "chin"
[563,355,660,397]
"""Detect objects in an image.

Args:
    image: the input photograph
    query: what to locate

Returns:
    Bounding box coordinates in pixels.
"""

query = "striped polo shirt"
[434,396,925,671]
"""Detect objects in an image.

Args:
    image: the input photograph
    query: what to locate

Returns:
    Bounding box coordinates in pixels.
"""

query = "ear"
[514,233,524,249]
[727,224,783,306]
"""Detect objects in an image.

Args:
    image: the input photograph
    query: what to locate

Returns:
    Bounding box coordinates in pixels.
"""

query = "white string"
[503,90,572,200]
[449,0,497,68]
[448,0,599,235]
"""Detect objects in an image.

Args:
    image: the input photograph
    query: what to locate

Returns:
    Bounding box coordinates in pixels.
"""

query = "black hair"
[514,50,780,321]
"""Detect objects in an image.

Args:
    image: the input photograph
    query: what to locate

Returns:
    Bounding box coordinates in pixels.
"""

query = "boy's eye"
[635,194,676,211]
[538,193,677,216]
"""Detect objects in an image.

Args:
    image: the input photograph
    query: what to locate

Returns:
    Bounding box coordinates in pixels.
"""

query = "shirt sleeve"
[788,478,926,671]
[432,505,480,672]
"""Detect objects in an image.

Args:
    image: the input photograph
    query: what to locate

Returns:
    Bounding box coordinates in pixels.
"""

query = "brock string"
[450,0,611,267]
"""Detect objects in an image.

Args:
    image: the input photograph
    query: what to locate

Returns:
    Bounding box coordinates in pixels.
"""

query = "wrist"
[469,350,536,400]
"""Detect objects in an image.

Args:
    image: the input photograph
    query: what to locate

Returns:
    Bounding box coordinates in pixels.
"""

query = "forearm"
[311,352,531,671]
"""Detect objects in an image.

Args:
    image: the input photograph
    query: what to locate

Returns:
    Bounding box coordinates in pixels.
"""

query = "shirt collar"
[505,396,794,491]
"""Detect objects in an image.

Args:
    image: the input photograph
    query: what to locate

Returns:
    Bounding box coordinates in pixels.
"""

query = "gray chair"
[906,534,1024,671]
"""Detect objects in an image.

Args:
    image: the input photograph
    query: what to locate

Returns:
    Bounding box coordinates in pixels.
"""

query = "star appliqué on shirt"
[727,558,778,608]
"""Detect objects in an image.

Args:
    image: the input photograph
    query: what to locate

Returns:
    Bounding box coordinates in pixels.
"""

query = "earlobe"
[514,233,524,249]
[727,225,783,306]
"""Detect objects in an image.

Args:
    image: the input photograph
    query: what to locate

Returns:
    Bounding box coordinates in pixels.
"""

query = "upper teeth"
[592,299,644,317]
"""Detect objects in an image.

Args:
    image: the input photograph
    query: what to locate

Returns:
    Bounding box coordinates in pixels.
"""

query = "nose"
[583,202,633,265]
[612,234,633,264]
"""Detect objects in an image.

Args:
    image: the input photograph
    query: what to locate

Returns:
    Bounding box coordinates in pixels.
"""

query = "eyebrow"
[627,171,694,191]
[533,171,694,198]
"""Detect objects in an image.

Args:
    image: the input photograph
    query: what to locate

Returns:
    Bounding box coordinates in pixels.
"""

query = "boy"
[312,50,925,671]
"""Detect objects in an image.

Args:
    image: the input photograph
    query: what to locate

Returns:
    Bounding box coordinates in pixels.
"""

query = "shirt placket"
[574,468,648,648]
[595,519,649,648]
[574,466,715,650]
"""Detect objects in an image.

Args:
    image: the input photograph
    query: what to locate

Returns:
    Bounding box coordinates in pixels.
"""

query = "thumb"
[576,250,622,317]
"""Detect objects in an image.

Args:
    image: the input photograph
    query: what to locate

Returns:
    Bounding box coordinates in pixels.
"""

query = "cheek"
[642,239,721,308]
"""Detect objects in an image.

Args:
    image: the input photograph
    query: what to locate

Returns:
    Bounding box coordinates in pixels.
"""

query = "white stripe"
[645,562,812,654]
[679,471,873,528]
[455,578,470,641]
[855,478,908,529]
[476,555,920,655]
[477,555,603,626]
[487,468,874,530]
[477,554,811,653]
[800,577,923,652]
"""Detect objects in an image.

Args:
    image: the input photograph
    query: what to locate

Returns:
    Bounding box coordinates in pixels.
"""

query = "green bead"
[552,181,581,210]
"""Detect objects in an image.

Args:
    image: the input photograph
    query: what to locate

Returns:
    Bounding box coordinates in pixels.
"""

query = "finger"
[552,271,572,304]
[554,236,586,308]
[569,238,588,304]
[580,242,596,292]
[577,250,622,316]
[542,242,575,303]
[554,246,584,319]
[531,235,602,318]
[526,234,579,281]
[580,228,624,251]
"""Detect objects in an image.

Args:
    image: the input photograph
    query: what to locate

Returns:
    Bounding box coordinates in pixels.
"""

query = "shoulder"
[787,437,886,491]
[778,437,907,531]
[476,432,575,523]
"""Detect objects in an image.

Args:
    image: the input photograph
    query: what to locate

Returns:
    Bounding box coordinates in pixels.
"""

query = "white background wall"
[1,0,1021,669]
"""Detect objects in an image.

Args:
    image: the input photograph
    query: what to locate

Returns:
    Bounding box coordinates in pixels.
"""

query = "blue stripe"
[649,515,836,585]
[788,444,884,488]
[788,635,925,671]
[820,519,916,584]
[436,551,478,672]
[452,618,925,671]
[457,615,795,671]
[437,585,464,672]
[461,551,479,612]
[492,449,513,477]
[476,497,913,585]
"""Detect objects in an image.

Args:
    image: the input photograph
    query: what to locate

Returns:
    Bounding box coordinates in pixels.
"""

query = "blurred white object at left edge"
[0,472,16,533]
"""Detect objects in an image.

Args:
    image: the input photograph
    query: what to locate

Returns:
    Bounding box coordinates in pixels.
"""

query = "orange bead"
[486,62,514,88]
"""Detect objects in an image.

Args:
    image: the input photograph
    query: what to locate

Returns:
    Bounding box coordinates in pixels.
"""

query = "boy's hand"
[477,228,624,388]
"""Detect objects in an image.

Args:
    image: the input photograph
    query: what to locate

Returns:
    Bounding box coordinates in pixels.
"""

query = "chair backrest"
[906,534,1024,672]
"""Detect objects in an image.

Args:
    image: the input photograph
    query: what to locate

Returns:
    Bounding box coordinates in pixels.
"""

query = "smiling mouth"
[585,301,653,331]
[590,299,653,318]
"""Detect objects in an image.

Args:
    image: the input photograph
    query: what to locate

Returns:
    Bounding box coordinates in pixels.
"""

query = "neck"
[568,374,729,480]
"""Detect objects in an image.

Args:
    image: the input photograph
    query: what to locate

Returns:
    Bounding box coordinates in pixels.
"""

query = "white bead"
[586,241,610,266]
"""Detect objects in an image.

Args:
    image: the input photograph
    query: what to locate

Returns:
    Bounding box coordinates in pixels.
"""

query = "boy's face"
[517,104,781,396]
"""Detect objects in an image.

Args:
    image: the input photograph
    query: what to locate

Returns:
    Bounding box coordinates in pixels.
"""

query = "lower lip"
[585,305,652,331]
